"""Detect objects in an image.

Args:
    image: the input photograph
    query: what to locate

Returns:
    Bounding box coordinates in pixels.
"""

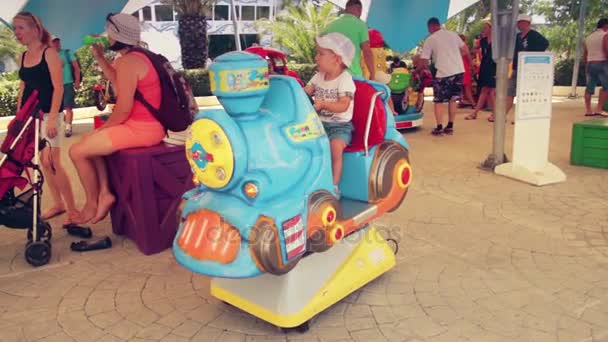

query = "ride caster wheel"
[27,221,52,243]
[281,321,310,334]
[25,241,51,267]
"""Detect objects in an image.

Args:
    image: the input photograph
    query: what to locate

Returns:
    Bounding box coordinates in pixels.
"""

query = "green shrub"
[0,68,214,118]
[0,71,19,82]
[288,63,316,85]
[554,59,586,86]
[0,80,19,117]
[184,69,212,97]
[75,76,102,108]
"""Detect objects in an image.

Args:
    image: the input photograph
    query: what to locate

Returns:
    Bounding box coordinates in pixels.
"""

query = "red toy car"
[245,46,305,87]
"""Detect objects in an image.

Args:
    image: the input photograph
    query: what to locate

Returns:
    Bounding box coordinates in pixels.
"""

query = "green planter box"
[571,118,608,169]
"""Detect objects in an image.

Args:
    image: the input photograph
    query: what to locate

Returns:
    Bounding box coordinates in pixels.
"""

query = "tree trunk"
[178,14,208,69]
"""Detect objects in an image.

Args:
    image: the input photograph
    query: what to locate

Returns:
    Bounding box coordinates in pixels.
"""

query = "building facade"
[130,0,283,69]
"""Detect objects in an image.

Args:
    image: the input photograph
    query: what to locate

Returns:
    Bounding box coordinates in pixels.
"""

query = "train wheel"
[305,191,341,253]
[369,141,411,212]
[250,217,301,275]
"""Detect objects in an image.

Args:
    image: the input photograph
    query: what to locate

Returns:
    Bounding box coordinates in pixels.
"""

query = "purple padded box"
[106,143,193,255]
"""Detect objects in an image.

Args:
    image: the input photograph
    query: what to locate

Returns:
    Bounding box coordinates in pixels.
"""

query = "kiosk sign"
[516,53,554,121]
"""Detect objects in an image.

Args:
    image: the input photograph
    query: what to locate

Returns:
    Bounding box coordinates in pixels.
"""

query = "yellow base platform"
[210,225,396,329]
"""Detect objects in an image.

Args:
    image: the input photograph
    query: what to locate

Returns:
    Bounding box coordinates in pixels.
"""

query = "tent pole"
[481,0,518,170]
[231,0,242,51]
[569,0,587,98]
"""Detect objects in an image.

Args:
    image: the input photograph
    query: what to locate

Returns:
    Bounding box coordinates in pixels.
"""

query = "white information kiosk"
[495,52,567,186]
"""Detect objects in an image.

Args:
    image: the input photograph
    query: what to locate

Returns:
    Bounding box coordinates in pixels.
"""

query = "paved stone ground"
[1,99,607,342]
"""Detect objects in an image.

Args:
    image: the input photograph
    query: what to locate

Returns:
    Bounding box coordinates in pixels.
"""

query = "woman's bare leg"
[40,147,79,223]
[40,147,65,218]
[467,88,489,119]
[464,85,476,106]
[92,157,115,223]
[69,130,116,224]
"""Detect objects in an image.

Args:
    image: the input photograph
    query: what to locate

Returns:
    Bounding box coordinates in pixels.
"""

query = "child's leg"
[330,139,347,185]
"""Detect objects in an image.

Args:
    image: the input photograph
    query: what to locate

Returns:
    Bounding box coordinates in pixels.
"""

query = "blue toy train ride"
[174,51,412,279]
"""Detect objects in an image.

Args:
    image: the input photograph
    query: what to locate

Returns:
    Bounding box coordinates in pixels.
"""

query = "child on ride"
[412,55,433,97]
[304,32,356,199]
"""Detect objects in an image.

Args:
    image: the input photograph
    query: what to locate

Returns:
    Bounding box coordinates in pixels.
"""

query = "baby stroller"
[0,90,53,266]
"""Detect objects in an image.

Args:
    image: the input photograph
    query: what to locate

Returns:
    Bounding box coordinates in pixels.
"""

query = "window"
[257,6,270,20]
[214,5,229,20]
[142,6,152,21]
[131,11,140,20]
[241,6,255,21]
[155,5,174,22]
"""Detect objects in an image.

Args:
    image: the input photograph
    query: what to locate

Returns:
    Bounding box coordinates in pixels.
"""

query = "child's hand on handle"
[313,100,324,112]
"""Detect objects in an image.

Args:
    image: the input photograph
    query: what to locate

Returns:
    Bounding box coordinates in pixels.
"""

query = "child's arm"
[314,96,351,113]
[304,73,319,96]
[304,84,315,96]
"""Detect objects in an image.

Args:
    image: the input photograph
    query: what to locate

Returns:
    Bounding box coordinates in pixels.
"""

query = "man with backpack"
[52,37,81,137]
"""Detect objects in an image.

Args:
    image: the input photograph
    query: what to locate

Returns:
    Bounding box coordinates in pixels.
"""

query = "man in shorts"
[582,18,608,117]
[419,17,472,135]
[506,15,548,120]
[52,37,81,137]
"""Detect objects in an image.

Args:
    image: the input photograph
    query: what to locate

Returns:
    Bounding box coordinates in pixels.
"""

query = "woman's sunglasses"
[106,13,120,33]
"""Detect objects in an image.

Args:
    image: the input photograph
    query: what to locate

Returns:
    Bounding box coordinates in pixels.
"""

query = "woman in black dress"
[466,21,496,120]
[13,12,79,224]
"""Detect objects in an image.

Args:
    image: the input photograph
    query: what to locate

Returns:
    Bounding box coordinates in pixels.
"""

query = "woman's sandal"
[71,237,112,252]
[488,116,495,122]
[63,224,92,239]
[465,113,477,120]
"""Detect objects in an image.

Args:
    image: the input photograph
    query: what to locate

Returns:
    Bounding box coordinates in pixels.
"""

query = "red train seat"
[344,81,387,152]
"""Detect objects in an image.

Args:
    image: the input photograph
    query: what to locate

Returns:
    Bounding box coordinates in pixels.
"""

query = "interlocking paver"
[1,100,608,341]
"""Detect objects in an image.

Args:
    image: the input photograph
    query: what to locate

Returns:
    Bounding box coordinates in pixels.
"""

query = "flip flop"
[585,113,596,116]
[465,113,477,120]
[63,224,92,239]
[41,208,66,220]
[70,237,112,252]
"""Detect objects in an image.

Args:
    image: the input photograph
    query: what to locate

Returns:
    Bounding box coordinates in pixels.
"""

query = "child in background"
[411,55,433,105]
[304,32,356,199]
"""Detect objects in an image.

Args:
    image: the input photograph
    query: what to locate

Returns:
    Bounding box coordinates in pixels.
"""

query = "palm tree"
[0,27,24,66]
[256,2,337,64]
[164,0,216,69]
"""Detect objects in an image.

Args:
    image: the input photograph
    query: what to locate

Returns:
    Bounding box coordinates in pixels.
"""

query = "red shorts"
[104,119,165,150]
[462,58,472,86]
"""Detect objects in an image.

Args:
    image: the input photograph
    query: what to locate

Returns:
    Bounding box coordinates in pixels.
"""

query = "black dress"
[18,48,63,113]
[478,37,496,88]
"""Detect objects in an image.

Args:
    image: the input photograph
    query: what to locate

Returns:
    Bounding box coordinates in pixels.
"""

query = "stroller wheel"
[27,221,52,243]
[25,241,52,267]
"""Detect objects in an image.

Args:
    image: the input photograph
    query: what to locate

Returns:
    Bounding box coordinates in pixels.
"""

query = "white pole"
[569,0,587,98]
[230,0,242,51]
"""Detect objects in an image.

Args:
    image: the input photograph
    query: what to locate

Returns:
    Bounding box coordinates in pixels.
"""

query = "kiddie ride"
[361,29,424,131]
[389,67,425,130]
[173,51,412,332]
[245,46,305,87]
